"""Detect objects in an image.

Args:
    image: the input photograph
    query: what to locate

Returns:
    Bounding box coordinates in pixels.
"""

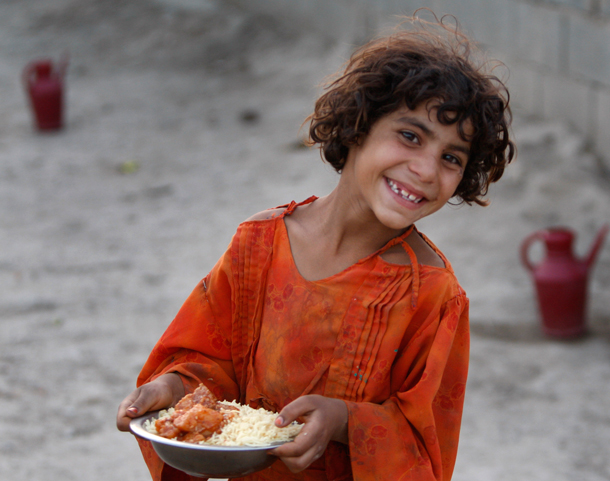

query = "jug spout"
[585,224,609,269]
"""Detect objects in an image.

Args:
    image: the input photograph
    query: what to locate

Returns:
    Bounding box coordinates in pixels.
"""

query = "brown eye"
[443,154,463,168]
[401,131,420,144]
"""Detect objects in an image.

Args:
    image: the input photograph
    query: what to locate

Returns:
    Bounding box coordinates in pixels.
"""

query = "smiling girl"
[118,15,514,481]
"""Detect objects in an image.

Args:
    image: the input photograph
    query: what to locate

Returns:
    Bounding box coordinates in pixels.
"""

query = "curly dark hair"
[307,16,515,206]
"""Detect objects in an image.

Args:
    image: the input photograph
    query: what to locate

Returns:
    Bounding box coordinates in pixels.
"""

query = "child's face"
[343,102,471,230]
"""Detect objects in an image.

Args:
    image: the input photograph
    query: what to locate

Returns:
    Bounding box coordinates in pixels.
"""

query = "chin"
[377,212,418,231]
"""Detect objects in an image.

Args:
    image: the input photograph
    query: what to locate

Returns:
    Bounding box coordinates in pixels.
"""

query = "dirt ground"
[1,1,610,480]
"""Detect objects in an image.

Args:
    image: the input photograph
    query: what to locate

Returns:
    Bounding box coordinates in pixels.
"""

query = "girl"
[117,17,514,481]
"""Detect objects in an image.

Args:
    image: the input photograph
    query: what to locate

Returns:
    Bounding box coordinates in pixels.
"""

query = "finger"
[288,444,326,473]
[273,437,326,473]
[126,389,154,416]
[116,413,135,432]
[130,385,172,416]
[275,396,316,427]
[269,424,316,457]
[271,436,309,458]
[116,384,168,431]
[116,391,141,431]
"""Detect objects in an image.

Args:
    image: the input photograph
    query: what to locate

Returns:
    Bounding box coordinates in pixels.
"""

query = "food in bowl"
[144,383,302,446]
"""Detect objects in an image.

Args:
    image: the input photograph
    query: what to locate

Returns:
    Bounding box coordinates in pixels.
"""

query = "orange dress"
[136,198,470,481]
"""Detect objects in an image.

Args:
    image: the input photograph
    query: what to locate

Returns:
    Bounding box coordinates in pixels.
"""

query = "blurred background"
[0,0,609,480]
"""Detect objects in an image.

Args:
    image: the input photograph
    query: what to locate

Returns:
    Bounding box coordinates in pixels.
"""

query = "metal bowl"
[129,411,287,478]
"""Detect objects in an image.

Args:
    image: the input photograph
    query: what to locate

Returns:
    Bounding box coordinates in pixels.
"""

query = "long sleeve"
[345,294,469,481]
[134,247,242,481]
[137,247,240,401]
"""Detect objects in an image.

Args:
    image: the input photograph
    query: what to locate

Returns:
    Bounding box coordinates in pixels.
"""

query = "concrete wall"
[234,0,610,170]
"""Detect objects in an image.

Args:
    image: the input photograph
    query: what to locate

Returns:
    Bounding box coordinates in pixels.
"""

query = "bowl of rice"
[129,401,302,478]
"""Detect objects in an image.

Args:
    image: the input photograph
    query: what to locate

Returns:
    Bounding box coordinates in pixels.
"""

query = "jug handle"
[521,230,547,272]
[585,224,609,269]
[22,62,38,89]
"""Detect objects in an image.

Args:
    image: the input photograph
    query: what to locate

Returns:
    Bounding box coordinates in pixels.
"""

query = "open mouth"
[386,178,424,204]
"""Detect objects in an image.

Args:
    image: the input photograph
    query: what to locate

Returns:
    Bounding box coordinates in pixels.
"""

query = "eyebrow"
[395,116,471,157]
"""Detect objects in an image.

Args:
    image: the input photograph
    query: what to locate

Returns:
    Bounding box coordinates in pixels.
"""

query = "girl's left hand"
[270,394,348,473]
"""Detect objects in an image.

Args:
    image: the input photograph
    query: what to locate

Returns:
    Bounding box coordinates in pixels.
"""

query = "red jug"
[521,225,608,338]
[23,58,68,131]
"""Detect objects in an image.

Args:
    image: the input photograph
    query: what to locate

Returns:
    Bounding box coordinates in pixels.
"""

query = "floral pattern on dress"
[136,198,470,481]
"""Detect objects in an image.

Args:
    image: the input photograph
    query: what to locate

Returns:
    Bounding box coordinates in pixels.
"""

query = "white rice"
[143,407,174,435]
[144,401,302,447]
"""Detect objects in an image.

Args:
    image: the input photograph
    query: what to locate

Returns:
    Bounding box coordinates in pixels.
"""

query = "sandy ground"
[1,1,610,480]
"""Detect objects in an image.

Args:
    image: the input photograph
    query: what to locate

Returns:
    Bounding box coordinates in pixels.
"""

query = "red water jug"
[23,58,68,131]
[521,225,608,338]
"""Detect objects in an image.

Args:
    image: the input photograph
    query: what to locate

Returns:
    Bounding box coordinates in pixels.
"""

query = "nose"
[407,149,437,183]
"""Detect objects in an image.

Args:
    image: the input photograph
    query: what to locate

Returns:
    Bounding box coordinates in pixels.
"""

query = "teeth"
[387,179,423,203]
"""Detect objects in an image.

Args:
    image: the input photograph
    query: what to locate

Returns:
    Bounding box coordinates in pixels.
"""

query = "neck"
[301,187,408,258]
[283,188,411,282]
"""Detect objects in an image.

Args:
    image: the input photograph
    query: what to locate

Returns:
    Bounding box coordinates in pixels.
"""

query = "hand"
[270,394,348,473]
[116,373,185,432]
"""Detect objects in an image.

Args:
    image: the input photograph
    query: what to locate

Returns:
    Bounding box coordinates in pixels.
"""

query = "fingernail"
[275,416,283,426]
[127,407,139,415]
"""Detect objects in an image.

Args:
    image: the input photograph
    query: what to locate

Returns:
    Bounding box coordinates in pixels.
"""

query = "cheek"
[453,173,465,192]
[441,173,465,198]
[353,151,382,181]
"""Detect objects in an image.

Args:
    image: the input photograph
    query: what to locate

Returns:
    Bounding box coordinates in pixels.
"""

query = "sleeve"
[134,246,241,481]
[345,294,469,481]
[136,245,240,402]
